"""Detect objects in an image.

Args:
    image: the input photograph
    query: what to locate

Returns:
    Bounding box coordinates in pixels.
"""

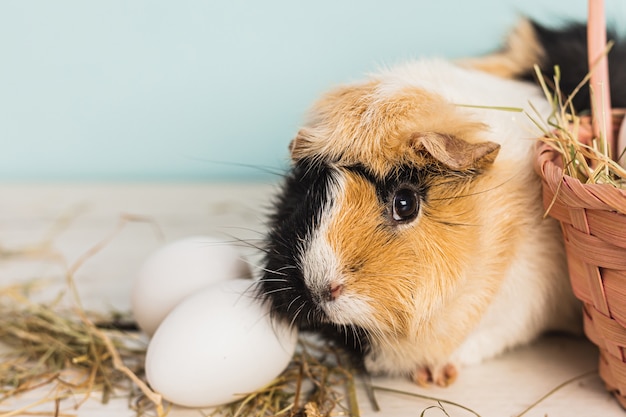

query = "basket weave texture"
[534,110,626,407]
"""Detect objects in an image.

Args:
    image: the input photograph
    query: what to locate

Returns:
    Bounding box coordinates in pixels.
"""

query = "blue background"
[1,1,624,181]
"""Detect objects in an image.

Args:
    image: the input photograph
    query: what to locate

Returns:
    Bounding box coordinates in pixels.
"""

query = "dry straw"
[528,54,626,189]
[0,285,161,417]
[209,339,360,417]
[0,214,166,417]
[0,285,354,417]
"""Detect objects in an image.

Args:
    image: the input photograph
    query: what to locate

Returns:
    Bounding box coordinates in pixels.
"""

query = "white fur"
[452,219,581,367]
[373,59,550,160]
[299,171,375,326]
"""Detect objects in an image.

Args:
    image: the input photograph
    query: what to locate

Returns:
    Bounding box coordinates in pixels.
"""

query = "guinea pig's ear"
[288,128,315,161]
[412,132,500,171]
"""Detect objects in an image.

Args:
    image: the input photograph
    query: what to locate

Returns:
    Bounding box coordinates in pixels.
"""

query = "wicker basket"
[534,110,626,407]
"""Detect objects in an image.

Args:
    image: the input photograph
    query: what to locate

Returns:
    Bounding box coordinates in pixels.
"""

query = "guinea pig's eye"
[391,188,420,222]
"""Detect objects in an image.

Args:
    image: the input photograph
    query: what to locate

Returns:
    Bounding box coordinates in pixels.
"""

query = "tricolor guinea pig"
[258,19,626,386]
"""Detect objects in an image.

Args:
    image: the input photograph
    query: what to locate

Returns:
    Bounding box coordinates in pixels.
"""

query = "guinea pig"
[258,19,625,386]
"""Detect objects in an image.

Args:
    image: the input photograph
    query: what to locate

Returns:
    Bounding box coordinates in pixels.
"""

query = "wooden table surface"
[0,182,623,417]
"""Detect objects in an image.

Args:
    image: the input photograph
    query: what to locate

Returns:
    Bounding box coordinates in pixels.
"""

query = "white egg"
[145,278,298,408]
[132,236,251,336]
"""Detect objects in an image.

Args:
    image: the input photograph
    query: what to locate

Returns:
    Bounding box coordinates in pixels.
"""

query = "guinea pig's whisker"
[267,248,292,262]
[365,320,386,343]
[221,226,266,237]
[286,295,303,312]
[258,277,290,284]
[259,268,288,277]
[267,235,301,255]
[340,324,352,346]
[431,220,480,227]
[218,234,270,253]
[241,260,263,274]
[351,326,366,352]
[342,324,366,352]
[242,280,265,300]
[377,305,400,333]
[262,287,295,296]
[275,265,298,273]
[290,302,307,329]
[219,230,265,241]
[357,270,436,283]
[239,242,271,254]
[254,263,297,277]
[429,176,515,202]
[186,157,287,178]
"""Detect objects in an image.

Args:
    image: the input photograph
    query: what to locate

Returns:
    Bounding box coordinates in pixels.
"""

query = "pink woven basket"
[534,110,626,407]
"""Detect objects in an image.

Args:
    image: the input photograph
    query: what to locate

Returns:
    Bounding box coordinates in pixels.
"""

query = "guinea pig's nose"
[327,283,344,301]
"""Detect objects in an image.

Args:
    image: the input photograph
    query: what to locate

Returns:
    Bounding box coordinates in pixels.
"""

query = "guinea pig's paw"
[412,363,458,387]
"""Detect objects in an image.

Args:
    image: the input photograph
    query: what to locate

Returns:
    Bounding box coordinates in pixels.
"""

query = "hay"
[209,339,360,417]
[527,44,626,189]
[0,283,359,417]
[0,214,166,417]
[0,284,163,417]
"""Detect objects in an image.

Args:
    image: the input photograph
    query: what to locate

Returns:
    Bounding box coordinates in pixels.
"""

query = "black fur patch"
[345,164,430,208]
[260,158,333,327]
[259,160,439,358]
[258,159,370,356]
[522,20,626,111]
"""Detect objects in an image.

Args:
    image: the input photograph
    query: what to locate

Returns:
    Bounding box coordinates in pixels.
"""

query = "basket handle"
[588,0,615,159]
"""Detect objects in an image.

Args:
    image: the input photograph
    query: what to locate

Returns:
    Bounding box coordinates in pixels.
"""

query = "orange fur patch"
[292,63,543,368]
[325,172,415,337]
[324,164,524,362]
[290,83,488,177]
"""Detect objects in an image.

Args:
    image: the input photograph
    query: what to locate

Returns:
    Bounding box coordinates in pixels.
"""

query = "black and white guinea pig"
[258,19,626,386]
